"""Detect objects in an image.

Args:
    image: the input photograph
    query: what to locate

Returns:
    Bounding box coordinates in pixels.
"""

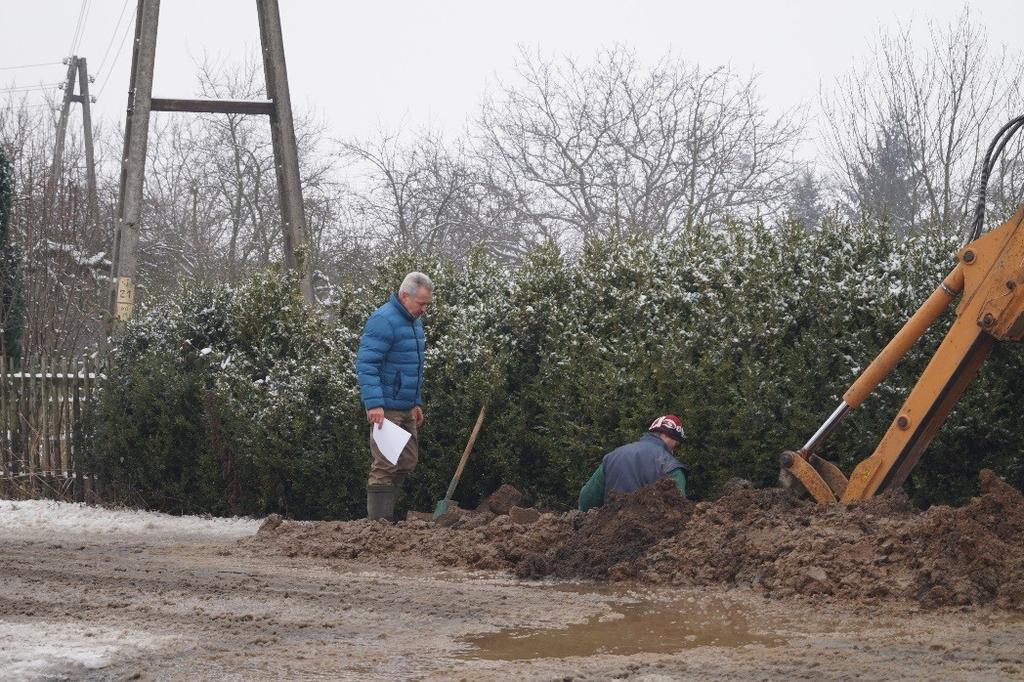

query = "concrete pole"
[106,0,147,327]
[76,57,99,228]
[256,0,313,303]
[108,0,160,332]
[49,57,78,216]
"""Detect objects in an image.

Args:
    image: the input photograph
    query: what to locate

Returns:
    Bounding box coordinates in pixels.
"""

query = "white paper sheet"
[372,418,412,465]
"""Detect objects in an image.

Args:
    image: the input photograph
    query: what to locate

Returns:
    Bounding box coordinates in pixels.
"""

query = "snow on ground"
[0,498,260,541]
[0,619,171,681]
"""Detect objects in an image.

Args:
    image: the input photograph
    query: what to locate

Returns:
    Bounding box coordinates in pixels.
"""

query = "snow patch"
[43,240,109,269]
[0,619,169,680]
[0,499,259,541]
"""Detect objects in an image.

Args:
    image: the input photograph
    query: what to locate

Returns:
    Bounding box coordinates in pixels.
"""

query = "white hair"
[399,271,434,296]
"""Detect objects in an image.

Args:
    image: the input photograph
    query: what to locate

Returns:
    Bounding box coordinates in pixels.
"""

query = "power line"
[0,83,63,94]
[95,0,132,78]
[73,0,94,55]
[67,0,89,58]
[97,10,136,99]
[0,61,63,71]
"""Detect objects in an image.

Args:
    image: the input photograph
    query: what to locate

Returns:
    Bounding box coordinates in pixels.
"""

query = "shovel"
[433,404,487,519]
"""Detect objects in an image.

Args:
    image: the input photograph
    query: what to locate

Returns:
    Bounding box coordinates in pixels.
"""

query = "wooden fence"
[0,355,101,501]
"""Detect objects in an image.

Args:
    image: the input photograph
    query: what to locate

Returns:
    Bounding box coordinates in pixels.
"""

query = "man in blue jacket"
[356,272,434,520]
[578,414,689,511]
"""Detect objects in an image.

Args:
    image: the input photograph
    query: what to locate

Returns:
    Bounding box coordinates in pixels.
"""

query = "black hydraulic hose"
[970,117,1023,241]
[975,119,1024,232]
[969,114,1024,243]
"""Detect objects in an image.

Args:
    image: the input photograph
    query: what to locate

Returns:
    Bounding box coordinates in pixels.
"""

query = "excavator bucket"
[779,450,849,503]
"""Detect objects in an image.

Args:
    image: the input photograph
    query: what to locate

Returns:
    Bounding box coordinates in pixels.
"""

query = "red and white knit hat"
[648,414,685,442]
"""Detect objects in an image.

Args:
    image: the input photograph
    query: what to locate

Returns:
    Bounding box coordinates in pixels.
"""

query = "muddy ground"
[1,471,1023,680]
[257,469,1024,610]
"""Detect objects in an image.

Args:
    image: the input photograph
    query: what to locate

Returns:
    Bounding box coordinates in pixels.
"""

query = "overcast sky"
[1,0,1020,151]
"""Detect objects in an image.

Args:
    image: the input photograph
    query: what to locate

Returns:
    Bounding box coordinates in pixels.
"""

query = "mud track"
[2,532,1024,680]
[1,474,1024,680]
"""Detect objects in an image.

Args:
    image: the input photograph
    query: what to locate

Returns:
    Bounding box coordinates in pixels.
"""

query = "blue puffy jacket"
[356,293,425,410]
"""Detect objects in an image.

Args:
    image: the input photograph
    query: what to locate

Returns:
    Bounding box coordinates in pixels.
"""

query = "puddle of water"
[459,597,782,660]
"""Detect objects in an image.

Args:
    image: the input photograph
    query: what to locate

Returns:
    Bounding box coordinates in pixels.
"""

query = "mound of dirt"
[479,484,524,515]
[639,469,1024,609]
[247,471,1024,610]
[897,470,1024,609]
[527,477,693,580]
[250,501,574,573]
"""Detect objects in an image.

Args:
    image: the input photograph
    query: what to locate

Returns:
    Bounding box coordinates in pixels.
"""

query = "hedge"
[92,219,1024,518]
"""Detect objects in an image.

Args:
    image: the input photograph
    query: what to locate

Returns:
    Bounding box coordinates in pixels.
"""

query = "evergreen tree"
[842,110,927,235]
[786,169,828,229]
[0,148,24,358]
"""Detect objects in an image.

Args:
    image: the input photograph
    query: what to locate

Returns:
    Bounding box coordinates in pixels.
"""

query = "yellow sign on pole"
[115,277,135,321]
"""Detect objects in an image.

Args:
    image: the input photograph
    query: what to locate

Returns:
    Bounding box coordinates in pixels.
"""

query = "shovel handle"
[444,401,487,497]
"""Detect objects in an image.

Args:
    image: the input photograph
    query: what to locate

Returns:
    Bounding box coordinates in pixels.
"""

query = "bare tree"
[0,95,112,355]
[139,115,220,291]
[822,8,1024,234]
[476,46,804,243]
[194,56,278,276]
[338,130,524,259]
[126,55,340,301]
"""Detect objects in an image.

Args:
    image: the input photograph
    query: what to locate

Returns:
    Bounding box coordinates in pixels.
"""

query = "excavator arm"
[781,202,1024,503]
[783,115,1024,502]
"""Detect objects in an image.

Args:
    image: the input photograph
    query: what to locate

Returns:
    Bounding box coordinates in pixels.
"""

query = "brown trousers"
[368,408,419,486]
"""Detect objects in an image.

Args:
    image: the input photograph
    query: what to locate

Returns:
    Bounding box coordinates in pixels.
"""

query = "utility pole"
[257,0,312,303]
[76,58,99,226]
[107,0,313,335]
[50,59,77,212]
[109,0,159,327]
[49,56,99,226]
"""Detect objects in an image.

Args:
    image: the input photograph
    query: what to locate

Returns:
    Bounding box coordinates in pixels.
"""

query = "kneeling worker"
[578,414,688,511]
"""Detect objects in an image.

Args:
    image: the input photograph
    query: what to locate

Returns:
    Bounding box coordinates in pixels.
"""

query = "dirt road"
[2,521,1023,681]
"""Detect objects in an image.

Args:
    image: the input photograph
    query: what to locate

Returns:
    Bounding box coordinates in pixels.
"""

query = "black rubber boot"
[366,484,397,521]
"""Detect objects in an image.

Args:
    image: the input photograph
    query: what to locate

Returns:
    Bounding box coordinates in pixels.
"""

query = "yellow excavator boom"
[781,203,1024,503]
